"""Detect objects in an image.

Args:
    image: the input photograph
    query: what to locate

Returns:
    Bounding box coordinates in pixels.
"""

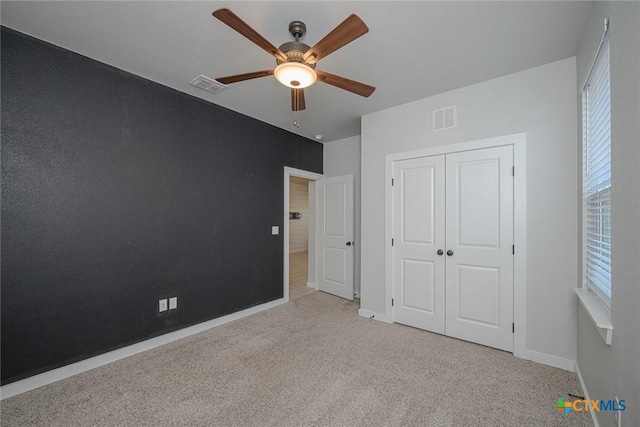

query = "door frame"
[385,133,527,359]
[284,167,323,302]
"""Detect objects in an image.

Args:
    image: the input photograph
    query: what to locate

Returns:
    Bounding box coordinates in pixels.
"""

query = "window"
[582,34,611,309]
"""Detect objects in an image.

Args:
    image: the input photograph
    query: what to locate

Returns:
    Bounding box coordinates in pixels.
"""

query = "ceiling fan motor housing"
[277,44,313,65]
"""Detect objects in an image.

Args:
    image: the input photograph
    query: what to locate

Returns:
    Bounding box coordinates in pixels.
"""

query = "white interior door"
[392,156,446,333]
[316,175,354,300]
[445,145,514,351]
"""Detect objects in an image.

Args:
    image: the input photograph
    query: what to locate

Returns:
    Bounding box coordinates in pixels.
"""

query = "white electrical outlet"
[272,226,279,235]
[169,297,178,310]
[159,299,168,312]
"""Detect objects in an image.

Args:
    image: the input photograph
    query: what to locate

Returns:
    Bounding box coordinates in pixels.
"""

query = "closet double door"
[392,145,514,352]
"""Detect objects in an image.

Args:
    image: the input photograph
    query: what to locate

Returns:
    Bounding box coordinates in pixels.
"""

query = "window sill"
[575,288,612,345]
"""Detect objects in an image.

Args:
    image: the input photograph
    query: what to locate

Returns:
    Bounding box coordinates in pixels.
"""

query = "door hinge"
[392,238,394,246]
[512,245,515,255]
[392,178,394,186]
[512,166,515,176]
[392,298,394,307]
[512,323,515,333]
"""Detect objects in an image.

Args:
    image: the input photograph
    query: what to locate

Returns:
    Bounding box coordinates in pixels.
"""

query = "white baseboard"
[524,349,575,372]
[575,362,599,427]
[0,298,288,400]
[358,308,392,323]
[306,281,316,289]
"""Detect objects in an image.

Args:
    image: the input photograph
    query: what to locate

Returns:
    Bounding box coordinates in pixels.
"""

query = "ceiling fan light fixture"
[274,62,317,89]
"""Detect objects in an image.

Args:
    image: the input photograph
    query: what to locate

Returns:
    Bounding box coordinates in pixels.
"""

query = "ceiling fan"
[212,8,375,127]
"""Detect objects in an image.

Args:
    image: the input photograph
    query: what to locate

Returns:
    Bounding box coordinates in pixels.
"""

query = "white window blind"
[582,35,611,309]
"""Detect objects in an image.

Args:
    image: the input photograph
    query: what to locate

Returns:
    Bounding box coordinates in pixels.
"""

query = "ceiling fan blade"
[216,70,274,85]
[316,70,375,97]
[291,89,306,111]
[212,8,288,62]
[303,14,368,63]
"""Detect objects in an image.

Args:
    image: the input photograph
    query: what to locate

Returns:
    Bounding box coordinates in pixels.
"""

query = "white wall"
[323,136,362,297]
[575,3,640,426]
[361,58,579,365]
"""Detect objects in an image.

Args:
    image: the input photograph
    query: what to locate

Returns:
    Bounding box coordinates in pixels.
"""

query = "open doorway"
[288,176,316,300]
[283,167,323,302]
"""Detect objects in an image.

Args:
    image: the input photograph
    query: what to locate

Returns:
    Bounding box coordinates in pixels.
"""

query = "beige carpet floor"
[1,292,590,426]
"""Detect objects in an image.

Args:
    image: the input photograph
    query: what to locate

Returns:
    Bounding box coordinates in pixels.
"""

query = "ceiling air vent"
[433,105,457,131]
[189,75,228,95]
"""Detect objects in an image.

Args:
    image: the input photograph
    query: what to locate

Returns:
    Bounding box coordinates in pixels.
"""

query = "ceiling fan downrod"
[278,21,312,64]
[289,21,306,42]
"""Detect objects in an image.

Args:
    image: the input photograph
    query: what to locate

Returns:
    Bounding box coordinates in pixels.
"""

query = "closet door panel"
[392,156,445,333]
[444,146,514,352]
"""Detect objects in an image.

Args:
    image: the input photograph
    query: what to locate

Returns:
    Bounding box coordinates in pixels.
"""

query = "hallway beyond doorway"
[289,251,315,301]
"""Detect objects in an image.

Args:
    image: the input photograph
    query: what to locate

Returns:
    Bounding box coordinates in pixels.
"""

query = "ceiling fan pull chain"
[293,110,300,128]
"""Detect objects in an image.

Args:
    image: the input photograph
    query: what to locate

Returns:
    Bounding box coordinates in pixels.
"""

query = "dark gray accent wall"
[1,27,322,384]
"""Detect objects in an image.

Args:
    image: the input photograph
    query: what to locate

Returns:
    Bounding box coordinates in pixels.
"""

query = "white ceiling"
[1,1,592,142]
